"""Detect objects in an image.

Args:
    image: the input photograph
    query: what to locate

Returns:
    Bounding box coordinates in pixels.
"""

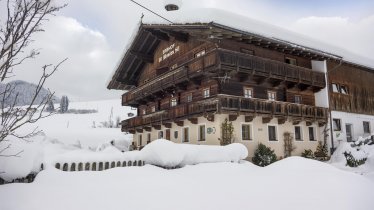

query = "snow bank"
[141,139,248,167]
[1,158,373,210]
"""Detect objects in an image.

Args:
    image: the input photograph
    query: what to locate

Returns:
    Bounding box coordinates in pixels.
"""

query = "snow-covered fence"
[54,160,145,172]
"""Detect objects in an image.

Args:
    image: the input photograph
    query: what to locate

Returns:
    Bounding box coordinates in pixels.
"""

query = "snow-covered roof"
[143,8,374,68]
[107,7,374,90]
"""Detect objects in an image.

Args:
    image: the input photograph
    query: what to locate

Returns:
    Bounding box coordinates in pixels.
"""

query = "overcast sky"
[6,0,374,101]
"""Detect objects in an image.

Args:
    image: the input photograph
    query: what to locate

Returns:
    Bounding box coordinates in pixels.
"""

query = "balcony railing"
[122,49,326,106]
[122,95,328,131]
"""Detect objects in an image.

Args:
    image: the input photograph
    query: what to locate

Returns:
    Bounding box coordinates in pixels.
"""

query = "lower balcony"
[121,95,328,133]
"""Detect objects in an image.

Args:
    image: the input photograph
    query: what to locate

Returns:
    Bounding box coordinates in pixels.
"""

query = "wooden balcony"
[122,95,328,133]
[122,49,326,106]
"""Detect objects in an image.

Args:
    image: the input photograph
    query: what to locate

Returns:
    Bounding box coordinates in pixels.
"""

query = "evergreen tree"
[60,95,69,113]
[252,143,277,167]
[314,141,328,159]
[220,118,234,145]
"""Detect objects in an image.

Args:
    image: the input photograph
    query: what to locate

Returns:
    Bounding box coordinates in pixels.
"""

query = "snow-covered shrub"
[343,151,367,167]
[314,141,329,160]
[252,143,277,167]
[301,149,315,159]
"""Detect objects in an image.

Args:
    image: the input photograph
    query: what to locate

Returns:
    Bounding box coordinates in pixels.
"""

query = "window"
[268,91,276,101]
[203,88,210,98]
[141,109,146,115]
[158,131,163,139]
[174,131,178,139]
[340,85,349,94]
[151,106,156,113]
[198,125,206,141]
[308,127,316,141]
[183,127,189,142]
[194,49,206,58]
[240,48,254,55]
[285,57,297,65]
[295,126,302,141]
[138,135,142,146]
[333,119,341,131]
[294,95,302,104]
[242,124,252,140]
[147,133,151,144]
[187,93,193,102]
[268,126,277,141]
[363,121,370,133]
[243,87,253,98]
[332,83,349,95]
[170,98,177,107]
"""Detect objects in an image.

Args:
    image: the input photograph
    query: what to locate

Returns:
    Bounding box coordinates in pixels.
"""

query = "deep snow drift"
[0,157,373,210]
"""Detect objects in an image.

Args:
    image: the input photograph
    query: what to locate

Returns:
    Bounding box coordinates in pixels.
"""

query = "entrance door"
[345,124,353,142]
[166,129,170,140]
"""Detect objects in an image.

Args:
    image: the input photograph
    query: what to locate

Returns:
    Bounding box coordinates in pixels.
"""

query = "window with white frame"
[182,127,189,142]
[294,95,302,104]
[363,121,370,134]
[138,134,142,146]
[268,91,276,101]
[332,83,349,95]
[308,127,316,141]
[268,125,277,141]
[241,124,252,140]
[170,98,177,107]
[158,131,163,139]
[151,106,156,113]
[333,118,341,131]
[295,126,302,141]
[203,88,210,98]
[187,93,193,102]
[198,125,206,141]
[243,87,253,98]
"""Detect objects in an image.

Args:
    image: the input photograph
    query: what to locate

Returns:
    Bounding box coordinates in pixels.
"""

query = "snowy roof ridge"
[142,7,374,70]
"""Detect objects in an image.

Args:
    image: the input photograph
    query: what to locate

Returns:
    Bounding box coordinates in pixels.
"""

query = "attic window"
[332,83,349,95]
[285,57,297,65]
[194,49,206,58]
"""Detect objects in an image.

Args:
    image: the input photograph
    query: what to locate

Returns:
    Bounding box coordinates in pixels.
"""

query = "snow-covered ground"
[0,157,373,210]
[0,99,136,181]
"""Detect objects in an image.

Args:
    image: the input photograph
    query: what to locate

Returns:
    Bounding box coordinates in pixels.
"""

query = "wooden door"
[166,129,170,140]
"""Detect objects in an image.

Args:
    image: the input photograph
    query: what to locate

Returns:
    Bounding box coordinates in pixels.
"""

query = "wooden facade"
[106,23,335,134]
[328,61,374,115]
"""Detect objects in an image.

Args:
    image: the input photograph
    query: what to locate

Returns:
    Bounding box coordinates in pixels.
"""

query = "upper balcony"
[122,94,328,133]
[122,48,326,106]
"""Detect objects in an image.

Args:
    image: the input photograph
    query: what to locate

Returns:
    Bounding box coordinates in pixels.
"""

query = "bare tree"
[0,0,67,156]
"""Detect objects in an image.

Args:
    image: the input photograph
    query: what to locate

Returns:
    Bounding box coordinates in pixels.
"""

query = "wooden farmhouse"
[108,7,374,157]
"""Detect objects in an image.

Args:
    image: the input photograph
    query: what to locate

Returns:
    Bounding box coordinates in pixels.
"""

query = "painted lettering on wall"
[158,43,180,63]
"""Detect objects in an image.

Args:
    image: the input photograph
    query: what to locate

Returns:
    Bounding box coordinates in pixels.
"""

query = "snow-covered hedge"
[140,139,248,168]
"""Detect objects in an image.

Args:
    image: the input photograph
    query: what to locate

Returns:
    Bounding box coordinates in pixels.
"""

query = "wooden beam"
[188,118,198,124]
[152,124,161,130]
[147,29,170,41]
[144,126,152,132]
[136,128,143,133]
[245,115,254,122]
[278,117,287,125]
[206,114,215,122]
[229,114,237,121]
[163,122,172,128]
[130,50,154,63]
[262,116,272,124]
[175,120,184,127]
[162,30,189,42]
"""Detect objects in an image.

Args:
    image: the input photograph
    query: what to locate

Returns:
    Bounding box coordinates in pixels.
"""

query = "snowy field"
[1,99,374,210]
[0,157,373,210]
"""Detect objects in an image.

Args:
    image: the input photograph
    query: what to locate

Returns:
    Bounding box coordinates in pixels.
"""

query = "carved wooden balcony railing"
[122,49,326,106]
[121,95,328,132]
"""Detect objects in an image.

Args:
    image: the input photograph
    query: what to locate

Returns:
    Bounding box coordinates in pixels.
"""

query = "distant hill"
[0,80,60,107]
